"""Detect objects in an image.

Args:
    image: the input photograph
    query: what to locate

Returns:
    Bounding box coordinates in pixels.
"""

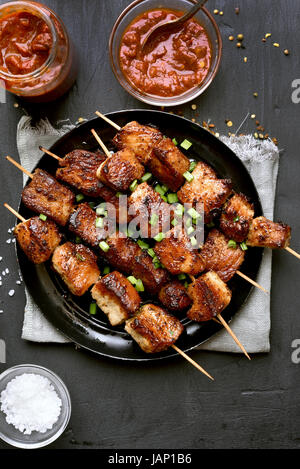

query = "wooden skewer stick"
[5,156,33,179]
[217,313,251,360]
[95,111,121,131]
[171,344,214,380]
[4,203,26,223]
[285,246,300,261]
[236,270,269,294]
[39,146,62,162]
[91,129,112,158]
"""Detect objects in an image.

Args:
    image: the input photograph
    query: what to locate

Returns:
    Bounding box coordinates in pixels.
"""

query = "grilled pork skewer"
[4,203,62,264]
[91,129,145,192]
[125,303,214,380]
[187,272,250,360]
[95,111,190,191]
[52,242,100,296]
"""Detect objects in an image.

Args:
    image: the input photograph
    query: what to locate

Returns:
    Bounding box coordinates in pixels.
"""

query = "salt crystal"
[8,290,14,297]
[12,239,16,243]
[2,271,5,276]
[16,280,21,285]
[5,268,9,274]
[7,229,11,234]
[0,373,62,435]
[6,239,11,244]
[0,310,3,314]
[0,257,2,261]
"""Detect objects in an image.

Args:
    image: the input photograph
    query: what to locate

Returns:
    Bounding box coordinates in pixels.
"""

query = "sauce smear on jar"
[119,9,212,98]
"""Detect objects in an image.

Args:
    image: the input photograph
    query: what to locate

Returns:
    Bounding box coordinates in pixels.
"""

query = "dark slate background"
[0,0,300,449]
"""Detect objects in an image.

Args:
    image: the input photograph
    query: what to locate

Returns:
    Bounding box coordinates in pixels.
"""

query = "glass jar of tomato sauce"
[0,1,77,102]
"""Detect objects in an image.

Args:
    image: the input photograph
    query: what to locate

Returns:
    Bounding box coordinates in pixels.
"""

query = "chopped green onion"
[96,206,106,216]
[154,232,165,242]
[76,193,84,203]
[152,255,159,263]
[193,216,202,225]
[240,242,248,251]
[75,236,81,244]
[99,241,110,252]
[178,273,186,281]
[184,281,189,288]
[150,213,159,226]
[127,276,137,285]
[127,228,134,238]
[89,303,97,315]
[206,222,215,228]
[180,139,193,150]
[39,213,47,221]
[183,171,194,182]
[161,195,167,202]
[103,266,110,275]
[228,240,237,249]
[171,218,179,227]
[187,226,194,235]
[186,217,192,227]
[135,279,144,292]
[155,184,167,196]
[76,253,84,262]
[189,161,197,172]
[153,262,161,269]
[130,179,138,192]
[172,138,178,146]
[161,184,169,193]
[175,204,184,217]
[95,217,104,228]
[147,248,155,258]
[116,192,122,198]
[190,236,198,247]
[88,202,96,208]
[167,193,178,204]
[141,172,152,182]
[137,239,150,250]
[187,207,201,219]
[233,216,240,222]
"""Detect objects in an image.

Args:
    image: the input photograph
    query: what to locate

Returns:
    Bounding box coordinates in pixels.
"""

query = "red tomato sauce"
[119,9,212,98]
[0,12,52,76]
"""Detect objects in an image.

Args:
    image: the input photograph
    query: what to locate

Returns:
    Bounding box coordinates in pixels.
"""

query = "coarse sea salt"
[0,373,62,435]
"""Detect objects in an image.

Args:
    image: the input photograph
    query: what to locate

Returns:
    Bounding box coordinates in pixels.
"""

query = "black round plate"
[17,110,263,361]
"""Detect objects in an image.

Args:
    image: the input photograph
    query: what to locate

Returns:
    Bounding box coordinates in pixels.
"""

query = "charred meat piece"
[200,229,245,282]
[91,271,141,326]
[154,226,206,275]
[22,169,75,226]
[56,149,107,197]
[113,121,163,165]
[14,216,61,264]
[128,182,173,238]
[125,304,184,353]
[159,281,191,313]
[103,232,170,294]
[177,161,232,222]
[68,203,109,248]
[246,216,291,249]
[147,137,190,191]
[97,148,144,192]
[187,272,232,322]
[220,193,255,242]
[52,242,100,296]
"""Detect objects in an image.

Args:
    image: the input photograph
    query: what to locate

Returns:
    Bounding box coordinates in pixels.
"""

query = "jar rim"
[0,1,58,81]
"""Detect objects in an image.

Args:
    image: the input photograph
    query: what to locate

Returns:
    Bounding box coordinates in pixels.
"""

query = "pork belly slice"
[14,217,61,264]
[200,229,245,282]
[128,182,173,238]
[103,232,170,295]
[97,148,144,192]
[56,149,107,197]
[112,121,163,164]
[187,272,232,322]
[52,242,100,296]
[177,161,232,222]
[91,271,141,326]
[22,168,75,226]
[159,281,191,313]
[125,304,184,353]
[246,216,291,249]
[68,203,110,248]
[154,226,206,275]
[220,193,255,242]
[147,137,190,191]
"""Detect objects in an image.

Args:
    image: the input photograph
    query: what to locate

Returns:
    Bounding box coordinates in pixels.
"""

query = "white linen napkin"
[16,116,279,352]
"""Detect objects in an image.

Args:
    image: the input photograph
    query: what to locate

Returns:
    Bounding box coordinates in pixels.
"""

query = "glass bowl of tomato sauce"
[0,1,77,103]
[109,0,222,107]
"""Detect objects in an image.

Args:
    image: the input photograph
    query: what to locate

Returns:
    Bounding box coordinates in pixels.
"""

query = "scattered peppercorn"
[284,49,290,55]
[235,7,240,15]
[219,11,224,16]
[213,9,219,14]
[226,120,233,127]
[191,104,197,110]
[273,42,280,47]
[229,35,234,41]
[253,92,258,97]
[265,33,272,38]
[262,38,266,43]
[237,34,244,41]
[251,114,256,119]
[243,57,248,62]
[237,42,242,48]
